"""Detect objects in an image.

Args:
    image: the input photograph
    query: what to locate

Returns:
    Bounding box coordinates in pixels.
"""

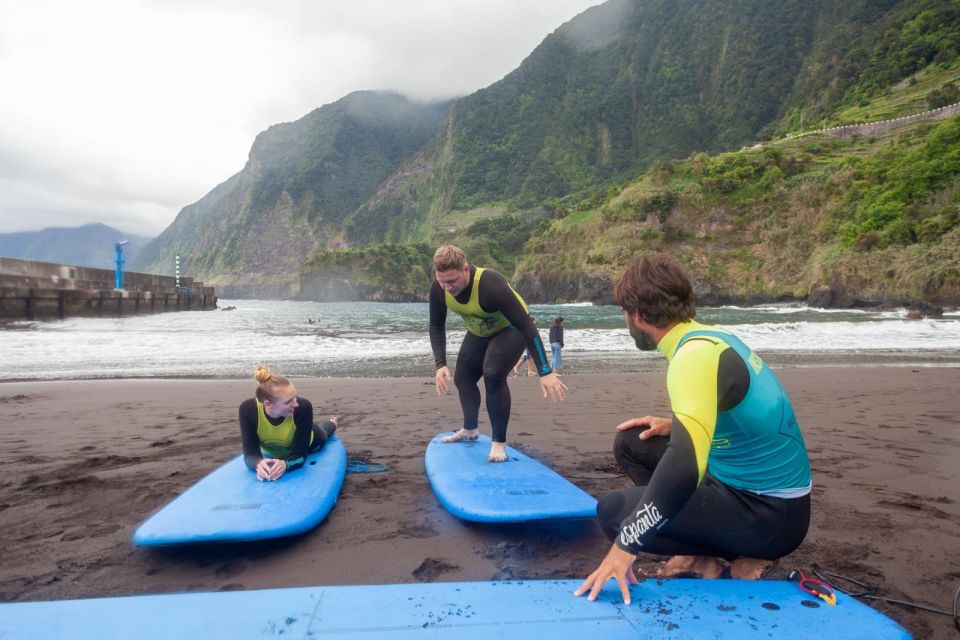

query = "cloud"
[0,0,602,236]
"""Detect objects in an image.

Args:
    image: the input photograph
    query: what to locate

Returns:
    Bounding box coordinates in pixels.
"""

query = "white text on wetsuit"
[619,502,663,548]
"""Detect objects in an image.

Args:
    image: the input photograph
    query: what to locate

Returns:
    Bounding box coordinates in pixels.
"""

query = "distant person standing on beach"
[512,317,538,376]
[239,366,338,481]
[575,255,811,605]
[429,245,567,462]
[549,316,565,374]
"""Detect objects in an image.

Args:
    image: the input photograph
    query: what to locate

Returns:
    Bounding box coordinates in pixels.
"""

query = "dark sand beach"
[0,368,958,638]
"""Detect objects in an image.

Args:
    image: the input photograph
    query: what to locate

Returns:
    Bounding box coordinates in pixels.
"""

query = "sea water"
[1,300,958,380]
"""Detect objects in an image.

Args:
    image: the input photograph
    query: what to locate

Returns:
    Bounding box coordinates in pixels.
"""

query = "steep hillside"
[132,92,449,297]
[345,0,928,245]
[513,110,960,307]
[146,0,959,304]
[776,0,960,133]
[0,223,151,270]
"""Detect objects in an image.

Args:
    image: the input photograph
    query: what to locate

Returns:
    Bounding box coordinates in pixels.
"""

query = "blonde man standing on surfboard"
[429,245,567,462]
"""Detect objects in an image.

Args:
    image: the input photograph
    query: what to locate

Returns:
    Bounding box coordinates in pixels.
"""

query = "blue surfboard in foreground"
[0,578,909,639]
[133,435,347,546]
[425,432,597,522]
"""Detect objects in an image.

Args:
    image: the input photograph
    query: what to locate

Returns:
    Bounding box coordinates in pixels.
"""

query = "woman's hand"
[255,458,287,481]
[616,415,672,439]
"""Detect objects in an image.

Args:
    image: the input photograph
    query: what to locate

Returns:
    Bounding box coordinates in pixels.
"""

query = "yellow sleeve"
[665,339,725,482]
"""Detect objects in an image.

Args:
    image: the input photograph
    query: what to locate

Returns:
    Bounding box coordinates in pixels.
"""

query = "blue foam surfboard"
[0,579,910,639]
[425,432,597,522]
[132,435,347,546]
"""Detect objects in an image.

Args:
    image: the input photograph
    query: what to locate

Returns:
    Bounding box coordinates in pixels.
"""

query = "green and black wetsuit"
[598,320,812,560]
[238,397,335,472]
[429,265,550,442]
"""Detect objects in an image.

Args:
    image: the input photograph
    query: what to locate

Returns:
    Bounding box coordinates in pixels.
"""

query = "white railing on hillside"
[782,101,960,141]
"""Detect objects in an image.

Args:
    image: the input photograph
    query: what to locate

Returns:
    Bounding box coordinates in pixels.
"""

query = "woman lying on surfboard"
[239,365,338,481]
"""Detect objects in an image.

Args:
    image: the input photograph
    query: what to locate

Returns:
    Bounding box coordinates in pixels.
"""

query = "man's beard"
[629,324,658,351]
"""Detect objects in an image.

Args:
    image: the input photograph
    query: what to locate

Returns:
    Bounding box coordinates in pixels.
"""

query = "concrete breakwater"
[0,257,217,320]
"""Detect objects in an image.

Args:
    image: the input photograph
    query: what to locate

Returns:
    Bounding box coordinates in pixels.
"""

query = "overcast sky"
[0,0,602,237]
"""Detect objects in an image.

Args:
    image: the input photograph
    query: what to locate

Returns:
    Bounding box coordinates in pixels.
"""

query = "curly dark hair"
[613,254,695,328]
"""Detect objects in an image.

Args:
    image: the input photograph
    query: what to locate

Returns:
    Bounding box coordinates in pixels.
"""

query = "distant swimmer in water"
[239,365,338,481]
[428,245,567,462]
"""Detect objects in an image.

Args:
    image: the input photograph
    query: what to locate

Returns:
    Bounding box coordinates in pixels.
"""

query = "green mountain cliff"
[132,91,450,297]
[142,0,960,306]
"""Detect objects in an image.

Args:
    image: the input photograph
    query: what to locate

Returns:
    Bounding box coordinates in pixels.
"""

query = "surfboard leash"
[812,566,960,632]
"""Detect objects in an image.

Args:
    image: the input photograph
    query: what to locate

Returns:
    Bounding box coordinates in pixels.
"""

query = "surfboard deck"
[424,432,597,522]
[132,435,347,546]
[0,579,910,639]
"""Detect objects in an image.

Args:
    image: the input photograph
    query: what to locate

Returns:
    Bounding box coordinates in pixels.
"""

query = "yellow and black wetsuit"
[428,265,550,442]
[238,398,335,472]
[597,320,812,560]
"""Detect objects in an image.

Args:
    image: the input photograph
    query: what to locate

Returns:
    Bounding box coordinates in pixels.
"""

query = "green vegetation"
[137,0,960,306]
[452,214,551,277]
[836,116,960,247]
[300,243,434,301]
[134,92,449,279]
[513,112,960,304]
[778,0,960,132]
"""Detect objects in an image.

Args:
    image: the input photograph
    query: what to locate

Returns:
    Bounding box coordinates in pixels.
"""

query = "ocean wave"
[2,300,959,380]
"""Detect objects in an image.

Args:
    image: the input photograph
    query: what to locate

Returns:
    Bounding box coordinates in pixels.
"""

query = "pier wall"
[0,257,217,320]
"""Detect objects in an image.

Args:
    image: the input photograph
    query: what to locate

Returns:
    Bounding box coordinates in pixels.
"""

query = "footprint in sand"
[61,523,119,541]
[397,520,439,539]
[491,567,518,580]
[412,558,459,582]
[215,559,248,579]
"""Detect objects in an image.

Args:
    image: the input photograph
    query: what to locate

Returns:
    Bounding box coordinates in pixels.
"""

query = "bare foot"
[729,557,777,580]
[441,428,479,443]
[488,442,507,462]
[657,555,725,579]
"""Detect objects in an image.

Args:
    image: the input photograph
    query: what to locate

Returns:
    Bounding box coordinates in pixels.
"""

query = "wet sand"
[0,368,958,638]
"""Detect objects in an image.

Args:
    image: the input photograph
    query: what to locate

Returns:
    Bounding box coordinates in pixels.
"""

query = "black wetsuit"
[429,266,550,442]
[238,397,335,472]
[597,321,811,561]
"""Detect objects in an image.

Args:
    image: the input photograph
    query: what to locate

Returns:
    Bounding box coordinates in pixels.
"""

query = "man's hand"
[539,372,567,401]
[616,415,672,439]
[435,366,452,395]
[574,543,639,605]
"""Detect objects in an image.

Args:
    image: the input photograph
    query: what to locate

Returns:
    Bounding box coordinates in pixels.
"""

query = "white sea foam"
[1,300,958,380]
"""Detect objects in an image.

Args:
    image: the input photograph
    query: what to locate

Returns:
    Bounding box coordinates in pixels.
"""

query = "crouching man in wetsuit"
[429,245,567,462]
[575,254,811,605]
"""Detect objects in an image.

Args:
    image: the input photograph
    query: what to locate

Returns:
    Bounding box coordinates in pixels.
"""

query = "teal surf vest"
[674,329,812,496]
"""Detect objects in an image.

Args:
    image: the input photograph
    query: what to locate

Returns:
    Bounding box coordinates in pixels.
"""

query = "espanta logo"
[619,501,663,547]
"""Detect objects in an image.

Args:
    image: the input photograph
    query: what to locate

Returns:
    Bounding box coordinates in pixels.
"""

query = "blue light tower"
[114,241,129,289]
